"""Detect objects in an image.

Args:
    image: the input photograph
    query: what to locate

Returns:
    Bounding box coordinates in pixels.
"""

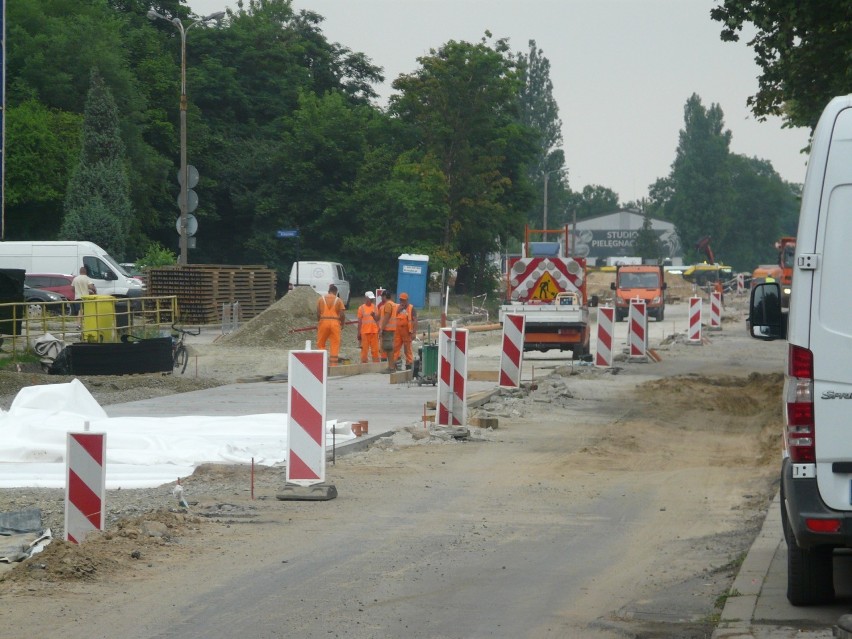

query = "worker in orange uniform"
[316,284,346,366]
[378,290,397,372]
[356,291,380,363]
[391,292,417,371]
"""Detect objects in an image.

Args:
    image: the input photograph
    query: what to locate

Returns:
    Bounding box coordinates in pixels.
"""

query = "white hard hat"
[365,291,375,299]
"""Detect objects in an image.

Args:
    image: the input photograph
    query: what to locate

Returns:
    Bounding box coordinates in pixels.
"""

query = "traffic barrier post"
[65,430,106,543]
[596,306,614,367]
[499,314,525,388]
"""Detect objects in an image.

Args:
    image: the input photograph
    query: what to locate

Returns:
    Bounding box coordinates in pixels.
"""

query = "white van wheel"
[27,303,43,318]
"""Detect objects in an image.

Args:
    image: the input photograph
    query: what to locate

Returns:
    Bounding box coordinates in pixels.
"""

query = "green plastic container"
[421,343,438,378]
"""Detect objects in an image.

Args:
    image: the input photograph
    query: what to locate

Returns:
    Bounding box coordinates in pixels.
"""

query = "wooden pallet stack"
[147,265,277,324]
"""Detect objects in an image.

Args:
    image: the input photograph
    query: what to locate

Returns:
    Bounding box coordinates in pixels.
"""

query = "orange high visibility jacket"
[381,301,397,331]
[357,303,379,334]
[394,304,416,334]
[318,294,345,322]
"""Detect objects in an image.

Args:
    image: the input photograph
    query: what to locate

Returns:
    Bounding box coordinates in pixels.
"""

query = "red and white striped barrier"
[736,273,745,295]
[688,297,702,343]
[709,291,722,330]
[628,299,647,360]
[596,306,615,367]
[499,314,525,388]
[287,349,327,486]
[65,432,106,543]
[438,325,468,426]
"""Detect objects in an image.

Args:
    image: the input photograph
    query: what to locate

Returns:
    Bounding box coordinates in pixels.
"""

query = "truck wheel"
[786,512,834,605]
[657,308,665,322]
[615,310,624,322]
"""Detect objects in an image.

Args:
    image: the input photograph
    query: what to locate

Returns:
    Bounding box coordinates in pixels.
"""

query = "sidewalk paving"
[713,492,843,639]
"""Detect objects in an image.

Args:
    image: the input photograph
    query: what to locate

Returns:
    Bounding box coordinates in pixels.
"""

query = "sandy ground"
[0,287,786,638]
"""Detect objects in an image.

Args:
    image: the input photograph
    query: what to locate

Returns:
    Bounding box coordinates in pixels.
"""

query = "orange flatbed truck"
[498,226,591,359]
[610,264,667,322]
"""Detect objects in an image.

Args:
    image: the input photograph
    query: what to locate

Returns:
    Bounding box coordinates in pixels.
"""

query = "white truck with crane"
[498,226,591,359]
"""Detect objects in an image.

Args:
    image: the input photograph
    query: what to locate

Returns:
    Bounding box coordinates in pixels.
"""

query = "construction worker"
[316,283,346,366]
[356,291,380,363]
[378,290,397,372]
[391,292,417,370]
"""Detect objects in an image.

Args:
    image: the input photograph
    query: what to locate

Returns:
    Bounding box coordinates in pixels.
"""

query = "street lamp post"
[147,9,225,266]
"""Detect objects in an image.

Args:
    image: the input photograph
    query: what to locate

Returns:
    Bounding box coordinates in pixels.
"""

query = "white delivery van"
[749,94,852,606]
[0,241,145,298]
[288,261,350,306]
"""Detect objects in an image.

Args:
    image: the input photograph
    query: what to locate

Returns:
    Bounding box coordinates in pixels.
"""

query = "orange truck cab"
[610,264,666,322]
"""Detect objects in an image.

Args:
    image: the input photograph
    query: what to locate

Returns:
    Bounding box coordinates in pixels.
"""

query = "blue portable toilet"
[396,254,429,308]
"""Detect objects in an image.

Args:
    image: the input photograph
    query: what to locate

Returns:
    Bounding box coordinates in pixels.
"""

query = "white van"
[749,94,852,606]
[288,261,350,306]
[0,241,145,298]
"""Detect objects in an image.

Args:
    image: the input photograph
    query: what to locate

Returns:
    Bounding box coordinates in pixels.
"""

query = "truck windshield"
[621,273,659,288]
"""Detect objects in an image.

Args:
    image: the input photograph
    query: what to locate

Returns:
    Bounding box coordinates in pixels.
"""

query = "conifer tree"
[61,68,131,258]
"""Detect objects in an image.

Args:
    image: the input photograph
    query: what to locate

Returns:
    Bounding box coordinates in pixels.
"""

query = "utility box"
[396,254,429,309]
[82,295,118,343]
[0,268,25,337]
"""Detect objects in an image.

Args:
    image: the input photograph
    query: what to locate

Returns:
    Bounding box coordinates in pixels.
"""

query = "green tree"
[4,101,81,238]
[61,69,132,258]
[566,185,620,222]
[710,1,852,130]
[649,94,733,264]
[517,40,567,228]
[390,34,537,293]
[632,209,663,262]
[722,154,800,270]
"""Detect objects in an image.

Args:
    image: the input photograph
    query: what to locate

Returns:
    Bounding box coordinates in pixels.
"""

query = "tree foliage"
[61,69,132,258]
[517,40,568,228]
[566,185,621,223]
[390,34,537,292]
[710,1,852,130]
[649,93,799,270]
[632,209,663,262]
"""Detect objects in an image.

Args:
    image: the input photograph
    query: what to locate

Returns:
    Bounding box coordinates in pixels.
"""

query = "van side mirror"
[610,282,616,291]
[104,270,117,281]
[748,282,787,340]
[662,282,667,290]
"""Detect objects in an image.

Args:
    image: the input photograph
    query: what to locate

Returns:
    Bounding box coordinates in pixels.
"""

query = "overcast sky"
[189,0,812,203]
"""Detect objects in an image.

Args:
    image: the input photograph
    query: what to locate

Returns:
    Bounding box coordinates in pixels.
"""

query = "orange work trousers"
[392,330,413,367]
[317,320,342,366]
[360,333,379,363]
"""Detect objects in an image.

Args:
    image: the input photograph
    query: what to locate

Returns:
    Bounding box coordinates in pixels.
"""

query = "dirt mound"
[640,372,783,417]
[2,511,198,586]
[216,286,359,351]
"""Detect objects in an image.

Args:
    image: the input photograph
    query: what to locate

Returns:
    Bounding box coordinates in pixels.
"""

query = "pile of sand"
[216,287,359,350]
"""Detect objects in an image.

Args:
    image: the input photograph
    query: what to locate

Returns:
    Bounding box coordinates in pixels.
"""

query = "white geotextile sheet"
[0,379,355,489]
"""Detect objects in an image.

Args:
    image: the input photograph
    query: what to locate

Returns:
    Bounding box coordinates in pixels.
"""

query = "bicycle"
[171,323,201,374]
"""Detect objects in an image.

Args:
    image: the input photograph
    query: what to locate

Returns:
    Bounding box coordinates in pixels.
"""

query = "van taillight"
[785,344,815,463]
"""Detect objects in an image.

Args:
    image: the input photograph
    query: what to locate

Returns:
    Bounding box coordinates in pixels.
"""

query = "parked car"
[24,273,75,301]
[24,284,68,316]
[119,262,145,282]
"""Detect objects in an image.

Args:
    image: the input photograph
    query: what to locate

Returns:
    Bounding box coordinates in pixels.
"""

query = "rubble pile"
[217,287,358,351]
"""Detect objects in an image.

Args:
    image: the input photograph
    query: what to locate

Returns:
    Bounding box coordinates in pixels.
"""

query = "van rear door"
[809,103,852,511]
